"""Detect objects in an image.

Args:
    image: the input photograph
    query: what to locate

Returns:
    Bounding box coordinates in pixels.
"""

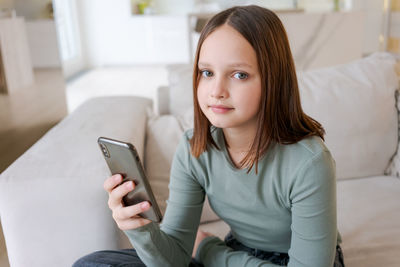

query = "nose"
[210,77,228,99]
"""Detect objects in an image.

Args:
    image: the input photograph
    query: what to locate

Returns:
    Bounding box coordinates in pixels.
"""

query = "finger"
[197,230,207,236]
[198,230,212,238]
[103,174,123,193]
[114,201,151,220]
[108,181,135,209]
[203,231,213,237]
[116,217,152,231]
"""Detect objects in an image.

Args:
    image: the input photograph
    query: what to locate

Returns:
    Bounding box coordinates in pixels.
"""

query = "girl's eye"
[233,72,248,80]
[201,70,213,78]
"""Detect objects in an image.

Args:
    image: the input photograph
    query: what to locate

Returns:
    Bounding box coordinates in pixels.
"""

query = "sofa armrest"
[0,96,152,267]
[156,86,170,115]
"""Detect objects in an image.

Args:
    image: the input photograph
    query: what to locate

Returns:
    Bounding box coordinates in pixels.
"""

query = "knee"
[72,249,144,267]
[72,250,115,267]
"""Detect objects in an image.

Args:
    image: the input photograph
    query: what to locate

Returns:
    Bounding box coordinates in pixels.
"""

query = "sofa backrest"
[157,53,399,180]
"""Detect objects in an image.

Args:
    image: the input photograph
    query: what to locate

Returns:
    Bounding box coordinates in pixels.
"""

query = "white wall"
[56,0,88,78]
[152,0,296,14]
[76,0,189,68]
[153,0,196,14]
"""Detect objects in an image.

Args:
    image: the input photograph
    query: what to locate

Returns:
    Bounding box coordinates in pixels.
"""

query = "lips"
[209,105,234,114]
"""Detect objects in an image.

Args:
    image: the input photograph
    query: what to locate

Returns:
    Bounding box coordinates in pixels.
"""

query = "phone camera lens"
[100,143,110,158]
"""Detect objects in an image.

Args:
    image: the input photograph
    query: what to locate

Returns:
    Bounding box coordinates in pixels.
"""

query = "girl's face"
[197,24,262,130]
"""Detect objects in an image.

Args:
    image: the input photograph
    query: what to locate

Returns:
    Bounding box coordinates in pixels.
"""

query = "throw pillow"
[298,52,398,179]
[385,89,400,177]
[166,64,194,118]
[144,113,219,223]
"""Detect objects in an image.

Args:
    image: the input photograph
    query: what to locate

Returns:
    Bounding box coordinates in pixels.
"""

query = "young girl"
[74,5,344,267]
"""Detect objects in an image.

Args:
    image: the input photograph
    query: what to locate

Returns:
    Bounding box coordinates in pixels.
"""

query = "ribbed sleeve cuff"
[124,221,159,242]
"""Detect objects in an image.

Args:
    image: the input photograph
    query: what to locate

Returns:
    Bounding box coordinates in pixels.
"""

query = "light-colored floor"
[0,68,67,172]
[0,68,68,267]
[66,66,169,113]
[0,224,7,267]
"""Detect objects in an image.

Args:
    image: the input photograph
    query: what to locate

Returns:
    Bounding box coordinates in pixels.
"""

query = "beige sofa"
[1,53,400,267]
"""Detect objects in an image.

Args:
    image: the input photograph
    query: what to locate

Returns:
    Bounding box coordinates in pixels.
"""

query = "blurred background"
[0,0,398,266]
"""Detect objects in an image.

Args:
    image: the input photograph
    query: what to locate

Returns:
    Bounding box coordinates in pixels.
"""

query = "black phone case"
[98,137,163,223]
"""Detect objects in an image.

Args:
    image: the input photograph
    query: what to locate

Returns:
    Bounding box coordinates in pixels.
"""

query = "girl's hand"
[192,230,214,258]
[104,174,152,230]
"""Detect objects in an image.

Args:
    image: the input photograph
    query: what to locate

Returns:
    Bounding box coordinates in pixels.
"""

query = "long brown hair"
[190,5,325,173]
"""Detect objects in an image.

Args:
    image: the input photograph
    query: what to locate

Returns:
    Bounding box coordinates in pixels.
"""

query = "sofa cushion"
[337,176,400,267]
[166,64,194,118]
[165,53,399,180]
[299,52,398,179]
[144,114,219,223]
[144,114,182,215]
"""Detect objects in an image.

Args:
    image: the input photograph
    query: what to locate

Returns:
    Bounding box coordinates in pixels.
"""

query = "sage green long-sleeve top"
[125,127,342,266]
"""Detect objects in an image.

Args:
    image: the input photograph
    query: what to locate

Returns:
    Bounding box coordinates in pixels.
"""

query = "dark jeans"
[223,232,344,266]
[73,232,345,266]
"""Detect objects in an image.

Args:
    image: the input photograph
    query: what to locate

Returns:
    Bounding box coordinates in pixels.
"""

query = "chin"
[209,118,235,129]
[204,112,237,129]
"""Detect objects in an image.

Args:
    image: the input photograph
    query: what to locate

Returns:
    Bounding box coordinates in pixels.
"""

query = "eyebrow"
[198,62,254,69]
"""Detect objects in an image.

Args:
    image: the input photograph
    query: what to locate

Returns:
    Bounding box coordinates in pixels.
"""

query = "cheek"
[240,97,260,118]
[235,82,262,112]
[197,84,208,108]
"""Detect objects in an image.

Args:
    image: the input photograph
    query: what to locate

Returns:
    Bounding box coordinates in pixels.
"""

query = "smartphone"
[97,137,163,223]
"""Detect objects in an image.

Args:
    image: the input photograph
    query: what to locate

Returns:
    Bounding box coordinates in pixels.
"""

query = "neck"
[222,123,258,153]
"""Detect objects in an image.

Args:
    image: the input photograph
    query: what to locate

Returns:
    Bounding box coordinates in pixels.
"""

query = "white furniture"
[25,20,62,68]
[0,17,33,94]
[1,53,400,267]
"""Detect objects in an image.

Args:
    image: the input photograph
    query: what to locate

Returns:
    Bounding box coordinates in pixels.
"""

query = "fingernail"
[141,202,149,209]
[126,181,133,189]
[114,174,121,181]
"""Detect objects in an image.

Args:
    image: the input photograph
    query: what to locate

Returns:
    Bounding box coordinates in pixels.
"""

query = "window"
[53,0,79,62]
